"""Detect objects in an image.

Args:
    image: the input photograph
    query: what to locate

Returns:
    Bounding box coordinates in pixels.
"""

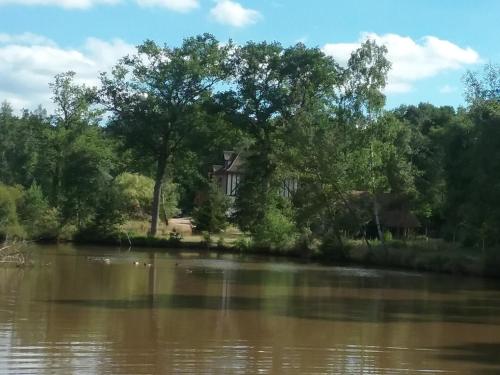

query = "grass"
[120,218,247,248]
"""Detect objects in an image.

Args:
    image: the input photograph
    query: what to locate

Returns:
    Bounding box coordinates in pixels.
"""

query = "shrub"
[234,236,251,251]
[18,183,60,239]
[252,203,298,250]
[192,181,229,233]
[0,184,24,239]
[319,233,349,261]
[201,231,212,247]
[217,236,225,248]
[116,172,154,218]
[167,230,183,246]
[76,180,128,240]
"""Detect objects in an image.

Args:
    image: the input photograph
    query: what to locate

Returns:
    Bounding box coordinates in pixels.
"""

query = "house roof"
[213,151,243,175]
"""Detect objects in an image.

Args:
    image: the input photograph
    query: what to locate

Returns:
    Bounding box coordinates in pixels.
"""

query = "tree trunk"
[373,196,384,246]
[161,190,169,227]
[149,151,167,237]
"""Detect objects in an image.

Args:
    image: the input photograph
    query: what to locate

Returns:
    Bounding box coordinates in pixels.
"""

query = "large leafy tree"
[289,40,392,248]
[47,72,119,229]
[393,103,455,235]
[0,102,50,188]
[101,34,232,236]
[441,64,500,247]
[223,41,340,230]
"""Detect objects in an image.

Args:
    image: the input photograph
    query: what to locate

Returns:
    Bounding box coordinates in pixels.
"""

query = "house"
[211,151,242,200]
[210,151,297,200]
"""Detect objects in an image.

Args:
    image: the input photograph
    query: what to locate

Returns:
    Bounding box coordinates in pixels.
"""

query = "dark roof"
[213,151,243,175]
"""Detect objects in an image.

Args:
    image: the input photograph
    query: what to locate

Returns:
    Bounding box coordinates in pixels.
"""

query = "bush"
[167,230,183,246]
[252,203,298,250]
[234,236,251,251]
[201,231,212,247]
[116,172,154,218]
[116,173,180,221]
[75,180,128,240]
[0,184,25,239]
[18,183,60,239]
[217,236,225,248]
[319,233,349,261]
[192,181,229,233]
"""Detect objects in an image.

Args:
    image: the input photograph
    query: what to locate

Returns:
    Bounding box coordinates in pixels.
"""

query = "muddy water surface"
[1,244,500,374]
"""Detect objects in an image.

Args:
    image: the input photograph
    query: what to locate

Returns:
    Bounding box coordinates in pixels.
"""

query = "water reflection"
[0,244,500,374]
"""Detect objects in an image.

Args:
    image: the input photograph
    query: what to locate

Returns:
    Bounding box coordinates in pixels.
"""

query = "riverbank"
[68,231,500,279]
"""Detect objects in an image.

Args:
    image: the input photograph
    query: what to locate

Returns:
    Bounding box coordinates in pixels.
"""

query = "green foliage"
[0,184,24,239]
[116,173,154,218]
[234,236,252,251]
[101,33,233,236]
[192,181,229,233]
[201,231,212,247]
[2,35,500,259]
[18,183,60,239]
[167,231,183,246]
[252,200,298,250]
[160,182,181,221]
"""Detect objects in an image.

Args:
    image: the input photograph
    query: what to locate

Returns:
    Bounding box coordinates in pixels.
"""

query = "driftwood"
[0,241,31,267]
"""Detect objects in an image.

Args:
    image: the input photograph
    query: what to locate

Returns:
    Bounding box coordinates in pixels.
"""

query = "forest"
[1,34,499,261]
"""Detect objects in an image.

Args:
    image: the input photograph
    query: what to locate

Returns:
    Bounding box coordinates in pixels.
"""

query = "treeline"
[0,34,499,254]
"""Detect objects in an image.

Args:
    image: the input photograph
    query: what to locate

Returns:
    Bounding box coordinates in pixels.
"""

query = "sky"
[1,0,499,112]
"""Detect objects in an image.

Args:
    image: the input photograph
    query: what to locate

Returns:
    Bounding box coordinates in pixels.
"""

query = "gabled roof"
[213,151,243,175]
[226,153,242,172]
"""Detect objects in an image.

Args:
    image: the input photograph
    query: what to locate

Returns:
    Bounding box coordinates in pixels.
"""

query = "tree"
[439,64,500,247]
[101,34,232,236]
[463,63,500,105]
[192,181,229,234]
[287,40,392,249]
[18,183,60,239]
[0,102,51,189]
[44,72,121,232]
[393,103,455,235]
[224,41,340,231]
[0,184,24,239]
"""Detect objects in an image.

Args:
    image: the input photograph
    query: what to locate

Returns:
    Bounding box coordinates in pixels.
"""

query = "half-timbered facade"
[211,151,297,200]
[211,151,242,200]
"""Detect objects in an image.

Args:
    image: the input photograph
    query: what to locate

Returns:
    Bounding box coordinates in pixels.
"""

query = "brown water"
[1,244,500,374]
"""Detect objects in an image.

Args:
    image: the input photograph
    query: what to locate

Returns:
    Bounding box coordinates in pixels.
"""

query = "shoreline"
[59,235,500,279]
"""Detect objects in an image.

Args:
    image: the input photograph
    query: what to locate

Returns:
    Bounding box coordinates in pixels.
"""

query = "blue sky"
[1,0,499,111]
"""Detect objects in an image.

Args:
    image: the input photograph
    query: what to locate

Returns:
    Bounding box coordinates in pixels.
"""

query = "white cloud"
[136,0,198,12]
[210,0,261,27]
[0,0,200,11]
[0,0,118,9]
[0,33,135,112]
[439,84,455,94]
[322,33,480,94]
[0,32,57,46]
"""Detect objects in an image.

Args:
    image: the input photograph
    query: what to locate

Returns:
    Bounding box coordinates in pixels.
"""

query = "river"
[1,244,500,374]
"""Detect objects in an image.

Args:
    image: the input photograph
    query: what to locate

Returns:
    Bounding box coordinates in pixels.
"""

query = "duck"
[133,261,140,266]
